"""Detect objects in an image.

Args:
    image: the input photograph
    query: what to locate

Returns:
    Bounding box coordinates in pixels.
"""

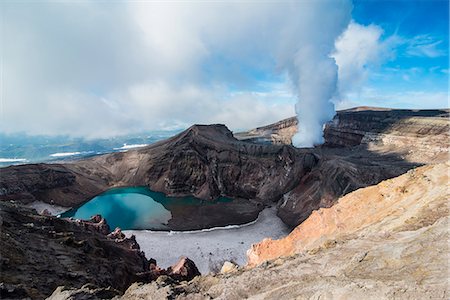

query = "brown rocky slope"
[0,202,148,299]
[0,202,200,299]
[93,162,448,299]
[237,107,449,163]
[2,107,444,229]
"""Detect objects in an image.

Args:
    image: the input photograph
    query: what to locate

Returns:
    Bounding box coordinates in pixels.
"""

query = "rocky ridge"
[98,162,447,299]
[323,107,450,163]
[1,107,449,299]
[234,116,298,145]
[0,202,200,299]
[237,107,449,164]
[2,108,443,229]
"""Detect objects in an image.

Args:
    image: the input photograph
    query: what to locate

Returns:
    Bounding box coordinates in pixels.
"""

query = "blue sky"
[344,0,449,108]
[1,0,448,139]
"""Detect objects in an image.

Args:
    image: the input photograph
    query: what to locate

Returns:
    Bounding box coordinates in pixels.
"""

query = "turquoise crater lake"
[61,187,232,230]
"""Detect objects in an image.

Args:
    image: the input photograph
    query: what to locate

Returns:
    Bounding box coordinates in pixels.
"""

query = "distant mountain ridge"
[1,107,447,228]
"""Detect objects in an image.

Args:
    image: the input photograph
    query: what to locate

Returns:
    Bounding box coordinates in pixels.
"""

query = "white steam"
[279,1,352,147]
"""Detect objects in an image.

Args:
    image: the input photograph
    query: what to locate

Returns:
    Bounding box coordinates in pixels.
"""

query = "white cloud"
[1,1,350,139]
[405,35,446,58]
[332,21,394,101]
[2,2,444,141]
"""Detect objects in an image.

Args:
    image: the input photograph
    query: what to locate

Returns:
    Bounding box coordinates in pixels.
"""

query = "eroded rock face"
[247,162,450,266]
[0,107,447,230]
[323,107,450,163]
[0,203,201,299]
[136,257,200,283]
[235,116,298,145]
[276,151,418,227]
[237,107,450,164]
[0,202,148,299]
[0,163,109,207]
[104,163,449,300]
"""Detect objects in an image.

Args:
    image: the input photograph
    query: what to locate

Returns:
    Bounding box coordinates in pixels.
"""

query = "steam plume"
[280,1,352,148]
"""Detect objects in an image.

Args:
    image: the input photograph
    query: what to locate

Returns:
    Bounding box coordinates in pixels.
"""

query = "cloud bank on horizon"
[1,0,448,141]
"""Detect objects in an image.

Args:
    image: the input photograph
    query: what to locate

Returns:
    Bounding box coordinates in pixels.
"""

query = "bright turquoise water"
[61,187,232,230]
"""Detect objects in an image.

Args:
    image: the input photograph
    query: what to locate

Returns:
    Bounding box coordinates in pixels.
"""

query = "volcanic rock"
[107,227,126,240]
[109,162,449,299]
[167,257,201,282]
[74,214,110,235]
[0,202,203,299]
[47,285,121,300]
[323,107,450,163]
[0,107,448,230]
[136,257,201,283]
[237,107,450,164]
[247,162,450,266]
[0,202,149,299]
[220,261,238,274]
[234,116,298,145]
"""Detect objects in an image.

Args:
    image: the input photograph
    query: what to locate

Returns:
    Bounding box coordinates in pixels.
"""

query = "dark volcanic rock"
[137,257,201,283]
[0,124,316,229]
[0,163,109,207]
[0,202,202,299]
[47,285,121,300]
[277,151,417,227]
[167,257,201,282]
[1,107,447,229]
[0,201,149,299]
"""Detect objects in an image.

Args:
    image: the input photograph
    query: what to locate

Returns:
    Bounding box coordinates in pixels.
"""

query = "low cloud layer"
[1,2,299,138]
[1,1,447,140]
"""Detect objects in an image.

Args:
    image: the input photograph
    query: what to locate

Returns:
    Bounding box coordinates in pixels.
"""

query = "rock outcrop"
[237,107,449,164]
[323,107,450,163]
[0,202,200,299]
[0,202,148,299]
[90,163,448,299]
[247,162,449,266]
[235,116,298,145]
[0,107,447,229]
[276,148,418,227]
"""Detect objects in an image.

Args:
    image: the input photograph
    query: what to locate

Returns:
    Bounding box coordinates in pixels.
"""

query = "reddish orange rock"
[247,162,449,267]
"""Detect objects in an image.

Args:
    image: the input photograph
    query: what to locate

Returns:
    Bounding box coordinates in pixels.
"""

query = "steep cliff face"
[235,117,298,145]
[237,107,450,164]
[0,163,110,207]
[0,201,203,299]
[0,108,447,229]
[57,163,449,299]
[247,162,449,266]
[276,151,416,226]
[0,202,148,299]
[103,124,314,203]
[323,107,450,163]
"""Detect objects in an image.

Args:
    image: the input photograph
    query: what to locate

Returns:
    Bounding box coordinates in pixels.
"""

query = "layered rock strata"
[237,107,449,163]
[234,116,298,145]
[74,163,447,299]
[323,107,450,163]
[248,162,449,266]
[0,108,447,229]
